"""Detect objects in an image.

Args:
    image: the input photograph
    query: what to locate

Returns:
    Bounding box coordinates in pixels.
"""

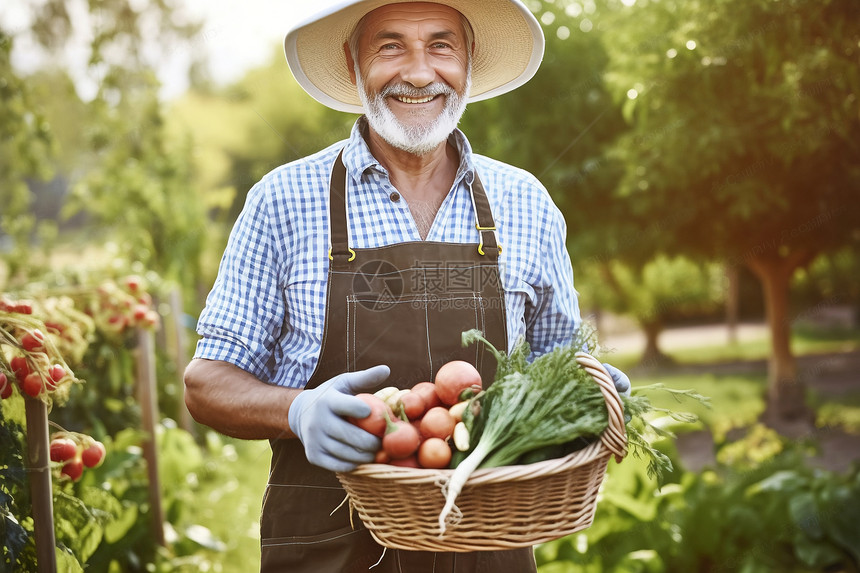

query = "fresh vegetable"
[452,422,470,452]
[389,455,420,468]
[448,400,469,422]
[21,329,46,352]
[61,458,84,481]
[50,438,78,462]
[437,328,709,533]
[433,360,482,406]
[349,393,391,437]
[382,412,421,460]
[374,386,400,404]
[419,406,456,441]
[82,440,106,468]
[418,438,453,469]
[0,373,12,399]
[411,381,442,409]
[397,391,427,420]
[21,372,44,397]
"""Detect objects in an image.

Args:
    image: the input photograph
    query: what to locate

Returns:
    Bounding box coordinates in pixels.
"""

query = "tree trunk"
[639,320,673,368]
[725,264,740,345]
[747,250,816,426]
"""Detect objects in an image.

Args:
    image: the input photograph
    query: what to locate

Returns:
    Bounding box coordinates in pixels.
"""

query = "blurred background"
[1,0,858,571]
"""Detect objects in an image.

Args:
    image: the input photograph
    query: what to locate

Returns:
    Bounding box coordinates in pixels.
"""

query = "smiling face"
[347,3,473,156]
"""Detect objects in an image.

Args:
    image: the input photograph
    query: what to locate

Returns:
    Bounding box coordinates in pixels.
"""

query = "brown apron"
[260,152,537,572]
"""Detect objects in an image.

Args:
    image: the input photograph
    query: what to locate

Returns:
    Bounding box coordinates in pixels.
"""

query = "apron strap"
[470,174,501,258]
[329,151,354,261]
[328,148,501,260]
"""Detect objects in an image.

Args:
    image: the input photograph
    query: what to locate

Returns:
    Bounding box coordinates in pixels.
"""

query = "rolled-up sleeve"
[524,195,582,356]
[194,182,285,383]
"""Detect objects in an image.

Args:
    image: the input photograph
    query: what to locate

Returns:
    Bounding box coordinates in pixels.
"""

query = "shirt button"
[389,192,401,202]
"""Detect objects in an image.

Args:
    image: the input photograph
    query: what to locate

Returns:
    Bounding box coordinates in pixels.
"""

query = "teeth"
[395,95,435,104]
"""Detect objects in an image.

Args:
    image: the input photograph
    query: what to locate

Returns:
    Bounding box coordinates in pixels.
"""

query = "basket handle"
[575,352,628,463]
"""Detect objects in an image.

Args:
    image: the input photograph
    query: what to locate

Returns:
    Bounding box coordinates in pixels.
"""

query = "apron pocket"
[346,294,485,387]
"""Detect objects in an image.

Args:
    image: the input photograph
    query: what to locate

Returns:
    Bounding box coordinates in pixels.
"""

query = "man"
[184,1,631,571]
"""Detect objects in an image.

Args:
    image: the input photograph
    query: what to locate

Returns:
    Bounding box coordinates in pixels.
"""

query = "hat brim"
[284,0,545,114]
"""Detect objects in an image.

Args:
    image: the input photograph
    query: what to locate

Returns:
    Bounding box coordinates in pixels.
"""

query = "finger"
[307,449,365,473]
[325,417,381,453]
[603,363,631,395]
[332,365,391,395]
[322,433,379,464]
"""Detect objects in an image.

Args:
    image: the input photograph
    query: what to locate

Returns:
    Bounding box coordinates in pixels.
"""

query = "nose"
[399,49,435,88]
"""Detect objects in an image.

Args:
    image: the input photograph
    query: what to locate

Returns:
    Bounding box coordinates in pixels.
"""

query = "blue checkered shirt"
[194,119,582,388]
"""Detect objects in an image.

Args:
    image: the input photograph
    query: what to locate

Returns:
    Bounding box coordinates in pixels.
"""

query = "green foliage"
[579,255,726,324]
[600,0,860,262]
[0,28,56,280]
[1,403,37,571]
[460,0,628,260]
[537,446,860,573]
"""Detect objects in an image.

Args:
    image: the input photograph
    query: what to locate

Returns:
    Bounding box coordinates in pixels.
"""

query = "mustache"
[378,82,455,99]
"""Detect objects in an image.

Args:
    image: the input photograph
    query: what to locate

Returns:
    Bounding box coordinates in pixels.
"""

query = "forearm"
[183,358,300,440]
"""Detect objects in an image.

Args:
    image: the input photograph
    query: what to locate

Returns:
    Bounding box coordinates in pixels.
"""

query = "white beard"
[356,66,471,156]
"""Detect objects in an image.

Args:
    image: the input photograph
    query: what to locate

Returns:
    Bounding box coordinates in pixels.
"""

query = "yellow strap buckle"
[329,247,356,262]
[476,224,502,256]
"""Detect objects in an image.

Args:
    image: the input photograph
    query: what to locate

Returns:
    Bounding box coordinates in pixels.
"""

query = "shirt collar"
[342,117,477,187]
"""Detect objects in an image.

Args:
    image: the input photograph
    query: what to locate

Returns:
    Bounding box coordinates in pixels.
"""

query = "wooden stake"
[135,327,166,546]
[24,395,57,573]
[168,288,193,434]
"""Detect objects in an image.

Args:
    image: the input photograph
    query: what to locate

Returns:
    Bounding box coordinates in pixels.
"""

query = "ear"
[344,42,357,85]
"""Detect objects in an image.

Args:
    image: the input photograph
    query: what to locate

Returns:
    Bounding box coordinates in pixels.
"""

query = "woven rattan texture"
[337,353,627,552]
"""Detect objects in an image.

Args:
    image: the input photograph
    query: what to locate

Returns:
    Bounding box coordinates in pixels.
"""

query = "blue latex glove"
[289,365,391,472]
[602,363,631,397]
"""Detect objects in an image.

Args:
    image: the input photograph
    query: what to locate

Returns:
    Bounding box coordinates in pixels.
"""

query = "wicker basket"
[336,352,628,552]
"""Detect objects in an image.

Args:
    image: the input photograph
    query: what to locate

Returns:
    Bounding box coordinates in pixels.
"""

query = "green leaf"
[104,503,138,544]
[788,492,824,540]
[183,524,227,552]
[601,489,658,521]
[55,545,85,573]
[746,470,804,495]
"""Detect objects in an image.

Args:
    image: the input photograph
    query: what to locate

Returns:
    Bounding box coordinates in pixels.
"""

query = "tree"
[0,28,55,279]
[169,49,356,224]
[600,0,860,424]
[2,0,209,288]
[579,255,726,366]
[461,1,630,266]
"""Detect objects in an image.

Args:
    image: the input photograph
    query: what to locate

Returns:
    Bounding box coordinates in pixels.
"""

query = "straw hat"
[284,0,545,114]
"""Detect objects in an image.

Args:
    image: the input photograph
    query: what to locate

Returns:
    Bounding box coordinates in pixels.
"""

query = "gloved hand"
[602,363,631,397]
[289,365,391,472]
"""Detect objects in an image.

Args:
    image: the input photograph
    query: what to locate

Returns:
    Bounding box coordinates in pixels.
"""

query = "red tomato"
[82,441,106,468]
[47,364,66,390]
[433,361,482,406]
[10,356,29,382]
[21,329,46,353]
[348,394,391,437]
[410,382,442,409]
[50,438,79,462]
[0,373,12,399]
[382,420,420,459]
[418,437,453,469]
[420,407,456,441]
[61,458,84,481]
[21,372,43,397]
